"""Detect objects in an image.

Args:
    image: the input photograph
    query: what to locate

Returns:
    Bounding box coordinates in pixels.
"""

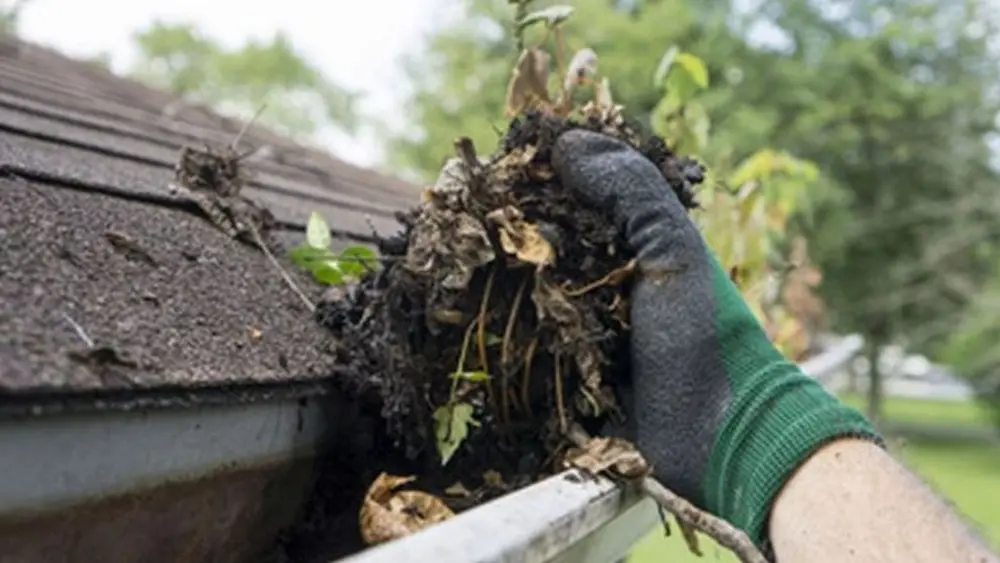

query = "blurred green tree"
[742,0,1000,423]
[128,20,358,138]
[0,0,30,35]
[940,268,1000,428]
[382,0,1000,422]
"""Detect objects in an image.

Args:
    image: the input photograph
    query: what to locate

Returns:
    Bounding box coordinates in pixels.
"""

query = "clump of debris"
[286,4,717,554]
[316,99,703,529]
[166,7,776,559]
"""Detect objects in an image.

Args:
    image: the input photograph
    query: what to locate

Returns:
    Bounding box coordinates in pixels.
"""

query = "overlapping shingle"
[0,36,420,412]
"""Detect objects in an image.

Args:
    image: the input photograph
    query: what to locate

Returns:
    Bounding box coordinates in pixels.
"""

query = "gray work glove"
[551,129,882,548]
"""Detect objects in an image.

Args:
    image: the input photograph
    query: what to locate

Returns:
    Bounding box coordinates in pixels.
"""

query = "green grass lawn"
[839,392,994,428]
[627,396,1000,562]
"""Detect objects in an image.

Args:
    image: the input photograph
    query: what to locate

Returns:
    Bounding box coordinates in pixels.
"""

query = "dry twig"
[247,225,316,313]
[565,424,768,563]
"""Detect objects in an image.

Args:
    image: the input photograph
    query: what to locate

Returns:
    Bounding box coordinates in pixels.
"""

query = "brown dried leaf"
[431,157,474,196]
[404,208,495,290]
[563,47,599,94]
[486,206,555,266]
[563,437,650,480]
[530,273,604,396]
[595,76,614,109]
[360,473,456,546]
[491,145,539,184]
[444,482,472,497]
[505,48,552,117]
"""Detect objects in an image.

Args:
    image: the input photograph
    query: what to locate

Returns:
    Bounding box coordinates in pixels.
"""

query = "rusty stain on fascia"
[0,394,339,563]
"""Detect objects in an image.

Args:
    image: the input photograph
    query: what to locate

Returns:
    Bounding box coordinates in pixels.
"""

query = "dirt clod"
[314,107,703,528]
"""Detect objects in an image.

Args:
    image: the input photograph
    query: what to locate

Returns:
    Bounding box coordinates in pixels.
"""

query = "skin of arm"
[769,437,1000,563]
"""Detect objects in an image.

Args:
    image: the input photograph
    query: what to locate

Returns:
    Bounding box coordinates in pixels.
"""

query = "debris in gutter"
[226,7,770,562]
[66,344,144,387]
[359,473,455,546]
[168,112,317,313]
[565,423,768,563]
[66,345,140,369]
[304,34,732,562]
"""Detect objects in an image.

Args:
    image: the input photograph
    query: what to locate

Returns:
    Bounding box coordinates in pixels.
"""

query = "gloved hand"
[551,129,883,549]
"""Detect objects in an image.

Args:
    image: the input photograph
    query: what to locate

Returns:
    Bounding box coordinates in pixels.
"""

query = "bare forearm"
[768,438,998,563]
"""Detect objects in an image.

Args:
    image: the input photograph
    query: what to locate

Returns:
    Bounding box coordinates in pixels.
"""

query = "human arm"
[550,127,999,562]
[770,437,998,563]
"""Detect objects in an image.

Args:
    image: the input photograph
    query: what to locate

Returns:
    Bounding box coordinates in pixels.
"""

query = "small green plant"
[288,211,378,285]
[433,317,492,465]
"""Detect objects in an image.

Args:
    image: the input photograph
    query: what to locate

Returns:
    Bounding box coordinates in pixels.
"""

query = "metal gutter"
[340,338,866,563]
[800,333,864,383]
[0,394,337,563]
[342,468,655,563]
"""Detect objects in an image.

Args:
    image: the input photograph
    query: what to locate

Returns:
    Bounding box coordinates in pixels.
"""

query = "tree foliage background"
[128,21,359,139]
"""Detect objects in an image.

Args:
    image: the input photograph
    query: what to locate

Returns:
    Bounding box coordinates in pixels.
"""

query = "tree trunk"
[865,336,884,426]
[846,361,859,393]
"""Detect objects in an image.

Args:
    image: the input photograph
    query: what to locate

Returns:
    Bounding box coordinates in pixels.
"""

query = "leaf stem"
[449,318,479,405]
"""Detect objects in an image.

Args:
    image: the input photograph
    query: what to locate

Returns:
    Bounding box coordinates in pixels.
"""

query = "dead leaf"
[431,157,473,196]
[563,47,599,94]
[595,76,614,109]
[563,437,650,480]
[530,273,603,396]
[491,146,540,184]
[529,165,555,180]
[444,482,471,497]
[505,48,552,117]
[486,206,555,267]
[403,208,495,291]
[359,473,456,546]
[482,470,506,488]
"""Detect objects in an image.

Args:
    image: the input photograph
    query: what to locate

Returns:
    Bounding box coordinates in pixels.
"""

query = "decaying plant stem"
[565,425,768,563]
[639,478,768,563]
[478,266,498,412]
[501,275,529,424]
[249,225,315,313]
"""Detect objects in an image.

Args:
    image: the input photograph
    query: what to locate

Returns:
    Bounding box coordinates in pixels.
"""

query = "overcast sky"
[16,0,455,168]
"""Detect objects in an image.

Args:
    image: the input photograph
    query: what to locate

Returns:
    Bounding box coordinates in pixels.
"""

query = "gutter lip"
[0,378,337,419]
[0,394,332,517]
[338,337,866,563]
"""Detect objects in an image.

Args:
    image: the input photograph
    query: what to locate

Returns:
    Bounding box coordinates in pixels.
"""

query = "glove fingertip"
[553,129,622,168]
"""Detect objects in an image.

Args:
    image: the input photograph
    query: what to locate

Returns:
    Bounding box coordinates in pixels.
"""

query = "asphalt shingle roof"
[0,35,420,414]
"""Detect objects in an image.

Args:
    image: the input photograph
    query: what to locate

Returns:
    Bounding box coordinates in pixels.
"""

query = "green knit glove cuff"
[704,361,885,549]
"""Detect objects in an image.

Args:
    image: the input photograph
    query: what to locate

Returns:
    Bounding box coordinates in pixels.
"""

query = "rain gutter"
[0,393,337,563]
[340,338,865,563]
